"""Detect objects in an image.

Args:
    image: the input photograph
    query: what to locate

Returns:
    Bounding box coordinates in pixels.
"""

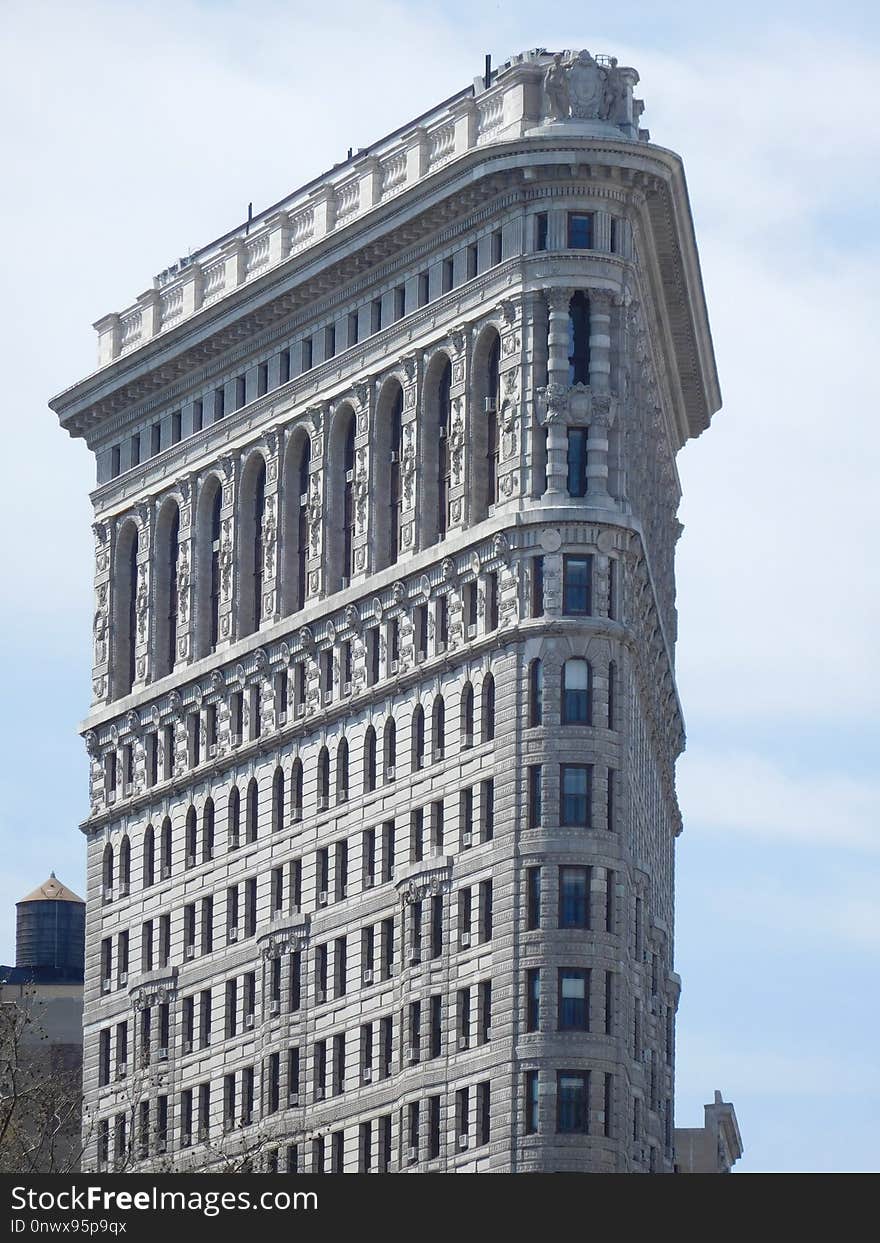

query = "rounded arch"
[383,717,397,781]
[245,775,259,843]
[431,694,446,759]
[459,682,474,745]
[118,835,131,892]
[238,450,268,638]
[194,474,224,658]
[411,703,425,771]
[420,350,453,548]
[281,425,312,616]
[154,497,181,678]
[317,746,330,805]
[185,805,198,867]
[227,785,241,849]
[373,378,405,571]
[101,842,114,898]
[481,672,496,742]
[363,725,377,793]
[272,765,285,833]
[336,737,349,803]
[471,325,502,523]
[111,519,139,698]
[202,797,215,862]
[290,758,304,821]
[142,823,155,888]
[326,402,357,592]
[160,815,172,879]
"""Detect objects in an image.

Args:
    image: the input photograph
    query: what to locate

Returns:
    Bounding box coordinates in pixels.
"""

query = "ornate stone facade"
[51,47,720,1174]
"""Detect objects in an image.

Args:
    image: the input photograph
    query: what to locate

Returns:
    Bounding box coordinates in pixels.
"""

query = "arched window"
[528,659,543,727]
[155,500,180,678]
[373,381,405,571]
[102,843,114,899]
[119,836,131,893]
[562,659,592,725]
[363,727,377,793]
[568,291,590,386]
[203,798,215,862]
[112,521,139,697]
[411,704,425,770]
[142,824,155,888]
[185,806,197,868]
[239,454,267,637]
[228,786,241,850]
[607,660,616,730]
[460,683,474,746]
[383,719,397,781]
[291,758,304,821]
[272,767,285,833]
[282,430,311,615]
[432,695,445,760]
[437,359,452,540]
[246,777,259,842]
[317,747,330,807]
[160,816,172,879]
[336,738,349,803]
[481,673,496,742]
[195,478,223,658]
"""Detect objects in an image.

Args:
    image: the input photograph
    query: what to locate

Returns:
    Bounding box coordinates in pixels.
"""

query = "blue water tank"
[15,873,85,982]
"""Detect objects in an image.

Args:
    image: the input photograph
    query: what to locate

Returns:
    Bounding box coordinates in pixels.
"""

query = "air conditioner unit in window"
[416,649,426,664]
[314,1086,325,1102]
[459,932,471,948]
[223,1118,234,1133]
[299,491,309,507]
[385,766,396,781]
[484,1027,492,1041]
[458,1036,469,1051]
[340,577,350,590]
[362,1068,373,1084]
[341,884,348,899]
[317,796,329,812]
[318,891,328,906]
[322,690,333,706]
[102,978,112,993]
[362,968,374,984]
[466,624,477,639]
[118,972,128,986]
[103,886,113,901]
[389,660,399,674]
[197,1125,209,1142]
[462,733,473,749]
[390,450,400,464]
[363,875,374,890]
[229,927,239,942]
[106,790,117,805]
[462,831,473,848]
[160,865,171,880]
[288,1092,299,1107]
[245,1014,255,1029]
[407,1046,420,1063]
[343,681,352,696]
[316,989,326,1005]
[158,1047,168,1061]
[458,1134,469,1150]
[182,1040,192,1054]
[277,712,287,726]
[345,469,354,484]
[230,732,242,747]
[269,999,280,1016]
[156,1139,167,1154]
[436,640,447,654]
[433,747,444,762]
[484,397,497,413]
[185,945,195,960]
[208,743,217,758]
[118,883,129,897]
[408,947,421,964]
[181,1133,192,1149]
[116,1064,127,1080]
[408,1145,419,1162]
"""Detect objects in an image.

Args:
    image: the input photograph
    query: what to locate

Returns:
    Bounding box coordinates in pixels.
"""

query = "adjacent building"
[51,47,722,1172]
[675,1092,743,1173]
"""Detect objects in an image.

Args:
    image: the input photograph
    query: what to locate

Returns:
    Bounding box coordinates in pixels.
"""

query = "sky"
[1,0,878,1174]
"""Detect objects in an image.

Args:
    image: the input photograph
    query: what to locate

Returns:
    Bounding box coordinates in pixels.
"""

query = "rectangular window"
[371,298,383,334]
[130,433,140,468]
[214,387,225,421]
[526,866,541,930]
[527,764,542,828]
[418,271,430,306]
[394,285,406,320]
[610,217,621,254]
[257,362,269,397]
[567,213,593,249]
[110,445,121,478]
[559,866,590,929]
[234,375,246,410]
[171,411,182,445]
[477,1080,491,1145]
[562,555,592,615]
[491,228,503,265]
[557,1071,590,1133]
[607,770,615,831]
[526,967,540,1032]
[561,763,592,827]
[567,427,588,497]
[466,243,479,280]
[324,324,336,359]
[347,310,359,346]
[486,572,498,631]
[481,778,494,843]
[279,348,291,385]
[525,1070,539,1134]
[301,337,313,371]
[442,257,454,293]
[192,399,203,433]
[559,969,589,1031]
[150,423,161,457]
[479,879,492,943]
[535,212,548,251]
[531,556,544,617]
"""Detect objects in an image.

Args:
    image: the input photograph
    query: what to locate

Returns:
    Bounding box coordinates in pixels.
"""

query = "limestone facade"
[51,47,720,1173]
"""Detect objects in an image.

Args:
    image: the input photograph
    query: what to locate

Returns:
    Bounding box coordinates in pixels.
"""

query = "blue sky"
[2,0,878,1173]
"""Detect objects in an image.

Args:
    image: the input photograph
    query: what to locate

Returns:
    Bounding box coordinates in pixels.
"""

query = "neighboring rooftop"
[675,1092,744,1173]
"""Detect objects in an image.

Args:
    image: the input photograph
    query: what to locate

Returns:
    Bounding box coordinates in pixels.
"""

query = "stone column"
[261,430,282,624]
[174,475,196,667]
[446,328,469,534]
[305,406,328,601]
[496,299,523,505]
[398,352,421,556]
[586,397,616,508]
[589,289,613,394]
[91,521,112,705]
[217,458,237,648]
[352,383,372,583]
[544,288,572,499]
[133,503,152,688]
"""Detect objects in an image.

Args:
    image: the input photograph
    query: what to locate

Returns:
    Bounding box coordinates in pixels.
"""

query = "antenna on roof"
[347,147,353,160]
[246,202,253,235]
[484,53,492,87]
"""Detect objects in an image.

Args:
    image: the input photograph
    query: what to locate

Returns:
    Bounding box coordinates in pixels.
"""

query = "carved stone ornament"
[324,621,336,645]
[450,328,465,355]
[92,521,107,545]
[299,625,315,654]
[441,557,458,584]
[84,730,100,758]
[372,596,384,621]
[125,709,141,738]
[253,648,268,673]
[234,663,246,686]
[168,690,184,719]
[309,406,323,432]
[279,641,291,664]
[419,574,432,602]
[540,382,569,425]
[210,669,225,693]
[220,455,234,481]
[492,532,511,565]
[344,603,361,633]
[500,299,516,326]
[392,581,406,606]
[402,354,417,383]
[354,381,370,409]
[470,551,482,577]
[543,50,634,123]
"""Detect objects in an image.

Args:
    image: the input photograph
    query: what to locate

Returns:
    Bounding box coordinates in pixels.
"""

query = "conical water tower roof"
[17,872,85,905]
